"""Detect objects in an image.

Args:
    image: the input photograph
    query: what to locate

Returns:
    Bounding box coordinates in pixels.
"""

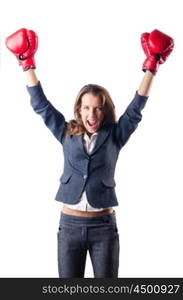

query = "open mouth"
[87,120,98,128]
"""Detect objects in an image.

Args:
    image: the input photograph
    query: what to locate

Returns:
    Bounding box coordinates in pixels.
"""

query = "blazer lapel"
[71,126,111,156]
[73,135,88,157]
[90,126,111,155]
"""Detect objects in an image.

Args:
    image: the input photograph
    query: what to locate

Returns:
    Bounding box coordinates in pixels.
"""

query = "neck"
[86,131,97,137]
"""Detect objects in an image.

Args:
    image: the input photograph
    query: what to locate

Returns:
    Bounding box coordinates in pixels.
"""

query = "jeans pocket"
[112,225,119,240]
[57,226,62,238]
[112,223,118,233]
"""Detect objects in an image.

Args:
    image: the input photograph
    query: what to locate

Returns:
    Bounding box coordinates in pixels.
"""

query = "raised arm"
[138,29,174,96]
[138,70,154,97]
[25,69,39,87]
[115,29,174,149]
[5,28,39,86]
[5,28,67,144]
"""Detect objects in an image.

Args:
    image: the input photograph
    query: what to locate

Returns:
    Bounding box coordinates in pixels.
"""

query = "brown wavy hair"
[65,84,117,136]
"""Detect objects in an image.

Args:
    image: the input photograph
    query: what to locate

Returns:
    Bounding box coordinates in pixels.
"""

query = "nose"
[88,109,96,118]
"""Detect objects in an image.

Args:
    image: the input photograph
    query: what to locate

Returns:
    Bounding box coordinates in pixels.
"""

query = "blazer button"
[83,175,87,179]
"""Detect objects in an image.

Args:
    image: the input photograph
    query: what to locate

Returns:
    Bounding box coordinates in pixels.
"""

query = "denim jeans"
[57,211,119,278]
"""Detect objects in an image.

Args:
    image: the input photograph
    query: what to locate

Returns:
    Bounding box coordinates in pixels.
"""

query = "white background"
[0,0,182,277]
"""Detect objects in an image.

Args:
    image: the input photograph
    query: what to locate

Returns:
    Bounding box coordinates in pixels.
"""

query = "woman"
[6,28,174,278]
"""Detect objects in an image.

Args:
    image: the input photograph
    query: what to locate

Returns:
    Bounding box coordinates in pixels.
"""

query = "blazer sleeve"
[27,82,67,144]
[114,91,148,149]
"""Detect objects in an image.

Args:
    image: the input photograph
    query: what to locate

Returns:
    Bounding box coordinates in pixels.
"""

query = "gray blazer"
[27,83,148,208]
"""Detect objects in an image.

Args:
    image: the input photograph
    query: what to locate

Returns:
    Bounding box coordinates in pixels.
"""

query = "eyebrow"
[82,105,103,108]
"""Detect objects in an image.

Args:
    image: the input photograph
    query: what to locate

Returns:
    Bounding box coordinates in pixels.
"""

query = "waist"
[62,205,114,217]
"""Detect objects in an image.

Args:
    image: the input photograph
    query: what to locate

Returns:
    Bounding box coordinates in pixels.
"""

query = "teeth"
[88,120,97,124]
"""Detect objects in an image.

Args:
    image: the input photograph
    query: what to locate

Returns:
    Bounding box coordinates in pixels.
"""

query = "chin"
[87,126,99,134]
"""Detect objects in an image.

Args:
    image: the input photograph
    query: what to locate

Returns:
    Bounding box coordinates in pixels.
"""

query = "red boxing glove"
[6,28,38,71]
[141,29,174,74]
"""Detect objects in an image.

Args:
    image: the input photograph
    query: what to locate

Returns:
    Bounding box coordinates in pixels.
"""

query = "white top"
[63,132,112,211]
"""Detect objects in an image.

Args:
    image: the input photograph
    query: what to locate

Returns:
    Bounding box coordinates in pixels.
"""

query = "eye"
[82,106,89,110]
[96,107,103,111]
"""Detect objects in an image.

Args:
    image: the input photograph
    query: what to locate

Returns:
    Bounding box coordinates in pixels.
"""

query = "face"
[79,93,104,135]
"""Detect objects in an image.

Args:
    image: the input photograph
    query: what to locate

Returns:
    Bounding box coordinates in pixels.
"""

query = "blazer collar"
[77,125,111,156]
